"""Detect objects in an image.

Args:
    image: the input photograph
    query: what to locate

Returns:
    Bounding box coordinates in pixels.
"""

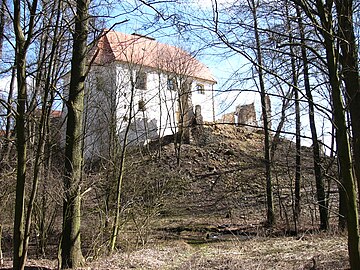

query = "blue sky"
[0,0,335,152]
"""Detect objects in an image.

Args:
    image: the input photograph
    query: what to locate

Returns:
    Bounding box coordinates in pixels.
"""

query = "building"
[83,30,217,159]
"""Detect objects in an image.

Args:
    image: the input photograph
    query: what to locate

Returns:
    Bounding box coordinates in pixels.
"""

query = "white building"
[83,30,217,159]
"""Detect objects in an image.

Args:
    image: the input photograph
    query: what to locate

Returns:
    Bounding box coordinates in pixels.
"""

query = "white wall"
[191,80,215,122]
[84,62,216,159]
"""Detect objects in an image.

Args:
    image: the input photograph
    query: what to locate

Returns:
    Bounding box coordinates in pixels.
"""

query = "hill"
[0,123,346,269]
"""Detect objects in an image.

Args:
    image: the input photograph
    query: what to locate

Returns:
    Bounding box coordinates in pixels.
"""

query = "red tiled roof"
[94,30,217,83]
[33,109,62,118]
[50,110,62,118]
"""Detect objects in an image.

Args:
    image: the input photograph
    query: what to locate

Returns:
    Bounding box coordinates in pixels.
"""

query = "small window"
[138,99,146,111]
[167,78,175,91]
[196,84,205,94]
[96,76,105,91]
[135,71,147,90]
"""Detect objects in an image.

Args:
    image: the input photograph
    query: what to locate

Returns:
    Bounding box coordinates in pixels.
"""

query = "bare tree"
[247,0,275,226]
[60,0,89,267]
[295,5,329,231]
[293,0,360,267]
[335,0,360,205]
[12,0,39,268]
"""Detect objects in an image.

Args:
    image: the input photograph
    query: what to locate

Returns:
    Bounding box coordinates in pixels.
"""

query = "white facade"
[81,30,217,160]
[83,62,215,159]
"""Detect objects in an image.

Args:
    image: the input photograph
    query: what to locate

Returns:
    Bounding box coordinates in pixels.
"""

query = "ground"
[0,124,348,269]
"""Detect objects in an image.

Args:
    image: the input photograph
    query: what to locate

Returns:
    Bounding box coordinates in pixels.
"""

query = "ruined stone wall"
[191,105,205,145]
[235,103,257,127]
[219,112,235,124]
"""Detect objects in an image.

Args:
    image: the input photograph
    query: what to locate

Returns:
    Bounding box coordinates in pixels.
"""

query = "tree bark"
[0,0,6,58]
[249,0,275,226]
[286,1,302,232]
[335,0,360,205]
[60,0,89,268]
[296,6,328,230]
[311,0,360,267]
[13,0,29,268]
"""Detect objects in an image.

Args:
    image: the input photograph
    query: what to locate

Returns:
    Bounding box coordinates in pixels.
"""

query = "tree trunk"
[294,82,301,233]
[296,6,328,230]
[330,54,360,269]
[60,0,89,268]
[1,67,15,164]
[335,0,360,205]
[338,164,347,231]
[0,0,6,58]
[313,1,360,267]
[0,224,3,266]
[249,0,275,226]
[109,79,136,253]
[13,0,28,268]
[286,2,302,232]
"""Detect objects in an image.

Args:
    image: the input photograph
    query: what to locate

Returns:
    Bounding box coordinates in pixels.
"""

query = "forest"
[0,0,360,269]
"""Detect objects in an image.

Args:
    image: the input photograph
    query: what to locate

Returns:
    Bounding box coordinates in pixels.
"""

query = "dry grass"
[0,125,347,270]
[82,233,348,269]
[0,235,349,269]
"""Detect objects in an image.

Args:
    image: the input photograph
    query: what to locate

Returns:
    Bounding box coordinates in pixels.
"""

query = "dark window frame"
[138,99,146,111]
[196,84,205,94]
[167,78,176,91]
[135,71,147,90]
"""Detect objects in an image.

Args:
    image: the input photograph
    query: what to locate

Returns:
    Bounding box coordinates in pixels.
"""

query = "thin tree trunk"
[109,76,136,253]
[338,164,347,231]
[249,0,275,226]
[60,0,89,268]
[0,0,6,58]
[12,0,39,267]
[286,1,302,232]
[13,0,28,268]
[0,224,3,266]
[296,6,328,230]
[1,67,16,163]
[20,0,61,262]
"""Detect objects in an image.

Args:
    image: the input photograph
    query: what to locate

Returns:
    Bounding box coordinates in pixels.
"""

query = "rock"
[224,149,235,156]
[208,165,216,172]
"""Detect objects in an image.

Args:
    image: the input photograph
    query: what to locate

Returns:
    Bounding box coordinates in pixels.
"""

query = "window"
[167,78,175,91]
[135,71,147,90]
[138,99,146,111]
[196,84,205,94]
[96,76,105,92]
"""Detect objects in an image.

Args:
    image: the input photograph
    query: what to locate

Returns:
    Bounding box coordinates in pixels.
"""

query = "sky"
[0,0,334,152]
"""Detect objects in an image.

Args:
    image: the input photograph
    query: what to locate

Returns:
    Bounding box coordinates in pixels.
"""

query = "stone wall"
[235,103,257,127]
[220,112,235,124]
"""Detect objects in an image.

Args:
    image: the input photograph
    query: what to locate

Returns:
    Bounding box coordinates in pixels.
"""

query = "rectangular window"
[96,76,105,92]
[196,84,205,94]
[135,71,147,90]
[138,99,146,111]
[167,78,175,91]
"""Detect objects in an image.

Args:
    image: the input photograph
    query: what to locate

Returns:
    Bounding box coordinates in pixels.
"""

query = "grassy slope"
[0,124,347,269]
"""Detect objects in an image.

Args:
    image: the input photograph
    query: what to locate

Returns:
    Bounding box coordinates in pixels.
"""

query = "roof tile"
[94,30,216,83]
